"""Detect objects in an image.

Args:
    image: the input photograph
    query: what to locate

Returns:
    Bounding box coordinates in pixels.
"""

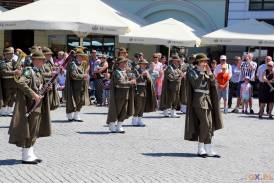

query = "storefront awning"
[201,19,274,47]
[0,0,145,35]
[119,18,203,47]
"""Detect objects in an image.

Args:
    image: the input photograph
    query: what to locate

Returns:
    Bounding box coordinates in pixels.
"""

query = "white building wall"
[226,0,274,61]
[228,0,273,25]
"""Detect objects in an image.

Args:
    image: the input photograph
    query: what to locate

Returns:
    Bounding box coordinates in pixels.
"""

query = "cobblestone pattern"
[0,100,273,183]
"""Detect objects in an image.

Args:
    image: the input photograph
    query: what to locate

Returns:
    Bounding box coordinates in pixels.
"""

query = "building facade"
[226,0,274,60]
[0,0,227,58]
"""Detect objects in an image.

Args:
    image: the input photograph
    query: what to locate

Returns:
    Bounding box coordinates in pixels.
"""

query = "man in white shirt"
[257,56,273,83]
[238,53,257,114]
[214,55,232,78]
[230,56,242,112]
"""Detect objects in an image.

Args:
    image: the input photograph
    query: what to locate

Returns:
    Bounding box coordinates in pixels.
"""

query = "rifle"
[25,50,75,117]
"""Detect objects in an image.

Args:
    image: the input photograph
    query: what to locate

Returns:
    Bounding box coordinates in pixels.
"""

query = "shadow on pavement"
[142,153,198,158]
[0,126,9,128]
[77,131,111,135]
[121,124,146,127]
[0,159,21,166]
[238,115,262,119]
[83,112,108,115]
[143,116,168,119]
[51,120,71,123]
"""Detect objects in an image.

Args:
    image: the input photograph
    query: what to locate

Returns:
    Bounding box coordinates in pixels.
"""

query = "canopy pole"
[168,45,171,59]
[80,36,84,47]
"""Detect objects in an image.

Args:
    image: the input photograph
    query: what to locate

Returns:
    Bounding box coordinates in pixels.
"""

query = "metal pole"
[168,45,171,59]
[79,36,84,47]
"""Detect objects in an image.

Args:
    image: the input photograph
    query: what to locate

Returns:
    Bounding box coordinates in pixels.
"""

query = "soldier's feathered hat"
[171,55,180,61]
[29,46,39,54]
[118,47,127,53]
[116,56,127,64]
[138,59,149,64]
[32,51,46,60]
[195,53,209,62]
[3,47,14,54]
[75,49,87,56]
[42,47,53,55]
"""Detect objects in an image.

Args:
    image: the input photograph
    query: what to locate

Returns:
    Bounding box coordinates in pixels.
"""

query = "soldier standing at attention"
[9,51,51,164]
[41,47,60,110]
[132,59,156,126]
[185,53,223,158]
[65,50,89,122]
[160,55,183,118]
[0,47,21,116]
[107,56,136,133]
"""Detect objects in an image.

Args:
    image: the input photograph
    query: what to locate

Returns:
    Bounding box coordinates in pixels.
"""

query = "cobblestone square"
[0,100,273,183]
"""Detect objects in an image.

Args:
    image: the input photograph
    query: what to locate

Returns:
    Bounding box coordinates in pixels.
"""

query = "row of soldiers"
[3,45,223,164]
[105,48,223,158]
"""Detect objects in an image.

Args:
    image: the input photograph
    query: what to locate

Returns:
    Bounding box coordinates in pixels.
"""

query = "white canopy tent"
[0,0,144,37]
[201,19,274,47]
[119,18,203,48]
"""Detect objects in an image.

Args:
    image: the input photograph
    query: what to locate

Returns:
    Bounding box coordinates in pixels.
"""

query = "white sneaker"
[163,110,170,117]
[205,144,220,157]
[137,117,145,126]
[22,147,37,164]
[66,113,73,121]
[73,112,83,122]
[2,107,8,116]
[132,117,138,126]
[108,122,116,133]
[180,105,187,113]
[116,122,125,133]
[29,147,42,163]
[170,110,180,118]
[198,142,207,157]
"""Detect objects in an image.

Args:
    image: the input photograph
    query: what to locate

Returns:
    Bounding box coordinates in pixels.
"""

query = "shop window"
[48,35,66,53]
[249,0,274,11]
[67,35,115,58]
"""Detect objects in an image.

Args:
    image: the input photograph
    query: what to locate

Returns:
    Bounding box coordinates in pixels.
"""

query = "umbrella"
[201,19,274,47]
[0,0,144,36]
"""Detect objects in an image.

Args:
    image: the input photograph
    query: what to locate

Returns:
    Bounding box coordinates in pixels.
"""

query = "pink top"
[152,61,164,96]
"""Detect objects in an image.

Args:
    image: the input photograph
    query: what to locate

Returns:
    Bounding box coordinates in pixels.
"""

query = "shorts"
[218,88,229,101]
[242,93,250,102]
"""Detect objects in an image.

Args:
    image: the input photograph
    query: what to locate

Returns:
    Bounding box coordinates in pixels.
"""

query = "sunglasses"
[153,56,158,58]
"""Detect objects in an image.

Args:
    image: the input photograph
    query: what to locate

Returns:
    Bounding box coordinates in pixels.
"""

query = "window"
[48,35,66,53]
[249,0,274,11]
[67,35,115,58]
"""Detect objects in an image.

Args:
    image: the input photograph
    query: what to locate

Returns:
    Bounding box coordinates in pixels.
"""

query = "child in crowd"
[102,73,111,106]
[240,76,252,114]
[216,64,230,113]
[57,67,66,103]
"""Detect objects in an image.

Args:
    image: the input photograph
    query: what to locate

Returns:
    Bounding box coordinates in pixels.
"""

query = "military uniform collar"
[118,68,126,72]
[170,63,178,69]
[33,66,42,73]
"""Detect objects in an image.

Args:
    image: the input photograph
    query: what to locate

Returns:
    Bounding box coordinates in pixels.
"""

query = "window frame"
[249,0,274,11]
